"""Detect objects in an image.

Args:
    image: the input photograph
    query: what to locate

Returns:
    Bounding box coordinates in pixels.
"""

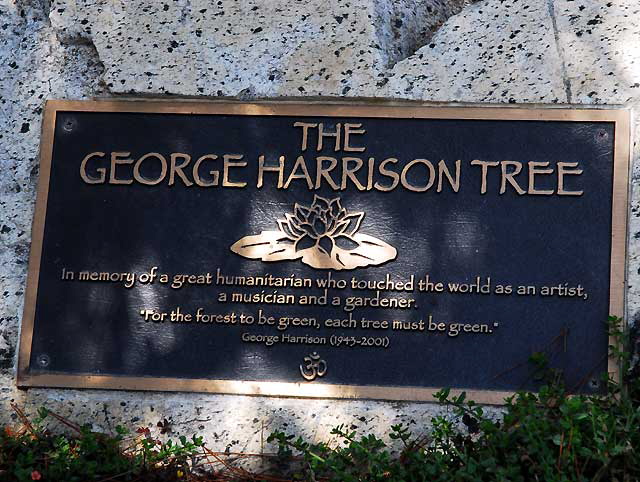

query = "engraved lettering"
[557,162,584,196]
[374,158,400,191]
[471,159,500,194]
[222,154,247,188]
[343,123,366,152]
[80,151,106,184]
[192,154,219,187]
[169,153,194,187]
[109,152,134,185]
[401,159,435,192]
[341,157,366,190]
[283,155,314,189]
[317,123,342,151]
[528,161,554,195]
[500,161,525,195]
[293,122,317,151]
[133,152,168,186]
[257,155,285,189]
[315,156,340,190]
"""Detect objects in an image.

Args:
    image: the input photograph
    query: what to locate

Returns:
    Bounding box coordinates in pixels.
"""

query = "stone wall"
[1,0,638,458]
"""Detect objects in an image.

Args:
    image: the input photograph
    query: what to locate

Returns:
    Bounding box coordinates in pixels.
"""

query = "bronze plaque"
[17,101,630,403]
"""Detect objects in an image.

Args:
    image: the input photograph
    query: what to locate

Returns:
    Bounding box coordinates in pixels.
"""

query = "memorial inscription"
[17,101,630,403]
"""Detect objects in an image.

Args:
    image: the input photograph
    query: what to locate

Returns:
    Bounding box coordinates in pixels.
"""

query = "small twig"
[556,431,565,472]
[96,469,138,482]
[10,404,37,437]
[492,329,567,382]
[570,354,608,392]
[47,410,83,434]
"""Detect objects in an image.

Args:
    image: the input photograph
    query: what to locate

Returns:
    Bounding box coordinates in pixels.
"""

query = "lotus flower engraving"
[230,196,397,270]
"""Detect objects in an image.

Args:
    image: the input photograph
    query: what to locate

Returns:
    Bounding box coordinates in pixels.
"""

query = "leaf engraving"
[230,197,397,270]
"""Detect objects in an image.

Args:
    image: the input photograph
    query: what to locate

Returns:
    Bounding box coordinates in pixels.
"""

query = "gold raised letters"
[80,151,106,184]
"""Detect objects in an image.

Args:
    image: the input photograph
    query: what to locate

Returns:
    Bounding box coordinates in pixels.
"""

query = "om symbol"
[299,352,327,381]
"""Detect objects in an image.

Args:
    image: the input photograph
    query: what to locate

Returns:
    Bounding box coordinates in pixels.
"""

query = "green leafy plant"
[268,316,640,481]
[0,406,204,481]
[3,317,638,481]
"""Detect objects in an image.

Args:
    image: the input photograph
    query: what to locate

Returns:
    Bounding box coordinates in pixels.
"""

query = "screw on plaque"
[596,129,609,141]
[589,378,600,389]
[63,118,77,132]
[36,354,50,368]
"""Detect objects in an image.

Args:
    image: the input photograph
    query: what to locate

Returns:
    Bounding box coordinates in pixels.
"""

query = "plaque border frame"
[17,99,631,405]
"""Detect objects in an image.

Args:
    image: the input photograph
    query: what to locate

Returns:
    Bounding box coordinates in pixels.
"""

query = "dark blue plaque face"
[17,101,630,402]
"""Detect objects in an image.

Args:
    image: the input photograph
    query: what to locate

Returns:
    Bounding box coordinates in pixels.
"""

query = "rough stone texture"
[48,0,470,97]
[386,0,569,102]
[0,0,104,377]
[1,0,639,459]
[551,0,640,322]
